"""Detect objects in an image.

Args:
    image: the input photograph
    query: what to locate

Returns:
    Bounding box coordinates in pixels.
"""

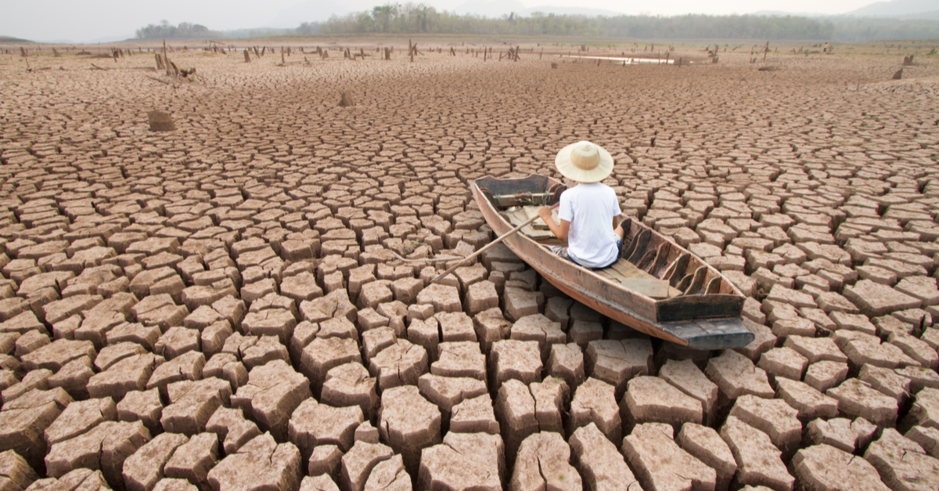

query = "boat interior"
[488,188,739,302]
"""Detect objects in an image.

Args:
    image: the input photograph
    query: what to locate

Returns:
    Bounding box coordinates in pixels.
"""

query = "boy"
[538,141,625,269]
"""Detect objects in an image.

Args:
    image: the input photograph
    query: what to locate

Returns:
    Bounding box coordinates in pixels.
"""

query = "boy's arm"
[538,206,569,241]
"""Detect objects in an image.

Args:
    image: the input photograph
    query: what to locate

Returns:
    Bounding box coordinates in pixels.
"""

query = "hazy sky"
[1,0,882,42]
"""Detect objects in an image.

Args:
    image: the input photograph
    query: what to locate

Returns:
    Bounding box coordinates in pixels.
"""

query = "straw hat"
[554,141,614,183]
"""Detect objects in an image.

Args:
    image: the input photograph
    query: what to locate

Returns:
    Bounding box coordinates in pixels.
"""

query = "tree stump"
[892,68,903,80]
[903,55,913,66]
[155,54,165,70]
[339,91,355,107]
[148,111,176,132]
[244,50,251,63]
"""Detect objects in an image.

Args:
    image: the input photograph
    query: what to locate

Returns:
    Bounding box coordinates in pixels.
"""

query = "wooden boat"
[474,174,755,350]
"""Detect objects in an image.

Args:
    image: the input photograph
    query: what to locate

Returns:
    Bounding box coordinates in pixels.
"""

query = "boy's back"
[559,182,621,268]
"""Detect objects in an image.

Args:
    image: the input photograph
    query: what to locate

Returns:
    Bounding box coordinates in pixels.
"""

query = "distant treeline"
[136,20,218,39]
[829,16,939,42]
[297,3,939,41]
[136,7,939,42]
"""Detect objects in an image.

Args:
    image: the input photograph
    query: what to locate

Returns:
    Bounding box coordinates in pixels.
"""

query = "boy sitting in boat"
[538,141,626,269]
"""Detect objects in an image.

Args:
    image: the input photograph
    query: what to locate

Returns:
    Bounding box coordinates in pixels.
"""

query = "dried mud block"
[793,444,888,491]
[321,363,378,420]
[774,378,839,423]
[45,397,116,446]
[368,339,427,390]
[860,364,913,404]
[307,445,342,481]
[804,360,849,393]
[378,385,441,477]
[205,407,261,456]
[161,378,231,436]
[757,347,808,382]
[827,378,898,426]
[415,284,461,314]
[280,273,322,303]
[302,337,361,395]
[568,423,637,491]
[431,341,485,380]
[805,418,871,453]
[2,368,52,404]
[489,339,542,389]
[905,426,939,458]
[903,387,939,431]
[241,335,290,370]
[465,280,498,316]
[13,330,49,358]
[153,479,197,491]
[496,377,565,466]
[361,454,408,491]
[354,421,378,445]
[623,376,703,434]
[547,342,584,391]
[122,433,189,491]
[117,389,164,435]
[677,423,737,491]
[659,358,719,425]
[288,398,363,459]
[148,112,176,132]
[95,343,146,372]
[844,280,922,318]
[27,469,110,491]
[340,441,393,491]
[729,395,802,455]
[361,326,394,363]
[232,360,311,441]
[299,475,338,491]
[207,433,301,491]
[864,428,939,491]
[21,338,96,372]
[450,393,499,435]
[502,287,544,321]
[569,377,621,443]
[45,420,150,490]
[838,331,917,371]
[147,351,205,397]
[0,388,72,471]
[585,339,652,400]
[510,314,564,361]
[622,423,716,491]
[418,432,504,491]
[512,432,581,491]
[472,308,511,353]
[433,312,476,343]
[163,432,218,491]
[202,354,247,393]
[417,373,486,427]
[706,349,775,408]
[89,353,164,402]
[0,450,38,491]
[721,416,793,491]
[529,376,567,434]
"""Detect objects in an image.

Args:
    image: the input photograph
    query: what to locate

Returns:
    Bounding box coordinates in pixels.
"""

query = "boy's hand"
[537,205,555,222]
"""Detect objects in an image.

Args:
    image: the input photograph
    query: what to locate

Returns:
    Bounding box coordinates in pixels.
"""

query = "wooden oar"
[432,211,546,283]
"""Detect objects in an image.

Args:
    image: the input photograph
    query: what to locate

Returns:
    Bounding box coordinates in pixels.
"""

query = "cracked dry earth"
[0,44,938,491]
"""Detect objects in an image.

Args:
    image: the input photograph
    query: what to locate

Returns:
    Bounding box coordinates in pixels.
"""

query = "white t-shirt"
[558,182,621,268]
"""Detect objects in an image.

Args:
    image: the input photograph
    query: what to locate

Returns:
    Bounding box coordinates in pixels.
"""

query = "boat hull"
[474,175,755,350]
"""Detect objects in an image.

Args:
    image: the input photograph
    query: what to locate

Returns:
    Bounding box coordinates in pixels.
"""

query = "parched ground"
[0,42,938,491]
